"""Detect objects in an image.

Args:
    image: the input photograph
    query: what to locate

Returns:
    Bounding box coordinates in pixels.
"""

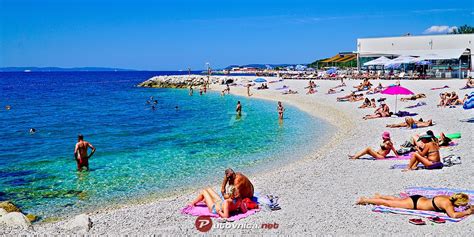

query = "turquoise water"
[0,71,330,219]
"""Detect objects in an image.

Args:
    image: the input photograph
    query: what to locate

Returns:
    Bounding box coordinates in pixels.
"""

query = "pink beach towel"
[181,203,260,221]
[372,206,466,222]
[360,153,412,160]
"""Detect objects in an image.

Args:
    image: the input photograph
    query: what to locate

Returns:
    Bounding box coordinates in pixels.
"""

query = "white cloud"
[423,25,457,34]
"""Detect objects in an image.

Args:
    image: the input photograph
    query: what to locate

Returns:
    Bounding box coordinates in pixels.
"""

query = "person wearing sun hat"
[403,132,441,171]
[349,131,399,159]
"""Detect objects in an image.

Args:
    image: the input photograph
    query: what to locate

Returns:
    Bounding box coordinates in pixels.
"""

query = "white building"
[356,34,474,78]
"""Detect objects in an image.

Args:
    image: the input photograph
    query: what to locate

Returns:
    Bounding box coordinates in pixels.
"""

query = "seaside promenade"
[2,77,473,235]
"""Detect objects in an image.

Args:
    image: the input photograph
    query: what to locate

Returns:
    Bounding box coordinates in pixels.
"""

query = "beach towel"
[394,111,418,117]
[400,187,474,204]
[359,153,413,160]
[372,206,466,222]
[181,203,259,221]
[405,102,426,109]
[390,162,443,170]
[430,85,449,90]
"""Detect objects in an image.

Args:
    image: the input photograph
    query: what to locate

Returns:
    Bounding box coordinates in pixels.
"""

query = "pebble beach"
[1,77,473,235]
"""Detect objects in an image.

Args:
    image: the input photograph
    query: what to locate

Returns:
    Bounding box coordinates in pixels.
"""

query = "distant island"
[0,67,136,72]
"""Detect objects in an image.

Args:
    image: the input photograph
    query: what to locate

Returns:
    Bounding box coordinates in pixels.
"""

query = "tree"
[450,24,474,34]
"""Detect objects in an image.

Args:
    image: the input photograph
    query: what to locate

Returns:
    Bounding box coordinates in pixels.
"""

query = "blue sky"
[1,0,473,70]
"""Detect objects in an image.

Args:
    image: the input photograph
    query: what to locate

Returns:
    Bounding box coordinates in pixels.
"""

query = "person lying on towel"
[357,193,473,218]
[386,117,433,129]
[190,187,252,218]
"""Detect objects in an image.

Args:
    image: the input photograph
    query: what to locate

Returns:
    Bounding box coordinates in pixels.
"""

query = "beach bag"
[442,155,462,167]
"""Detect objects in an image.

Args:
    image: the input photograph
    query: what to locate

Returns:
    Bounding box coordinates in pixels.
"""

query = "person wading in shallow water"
[236,101,242,117]
[74,134,96,171]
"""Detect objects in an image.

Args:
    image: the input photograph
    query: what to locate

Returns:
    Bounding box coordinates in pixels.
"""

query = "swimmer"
[277,101,284,120]
[29,128,36,134]
[189,85,193,96]
[236,101,242,117]
[5,105,11,110]
[74,134,96,172]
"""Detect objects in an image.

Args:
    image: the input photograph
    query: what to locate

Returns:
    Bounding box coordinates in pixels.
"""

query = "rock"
[0,212,32,230]
[26,213,38,222]
[0,208,7,217]
[0,201,22,213]
[63,214,92,232]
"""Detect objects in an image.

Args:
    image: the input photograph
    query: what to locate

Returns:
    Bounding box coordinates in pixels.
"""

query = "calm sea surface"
[0,71,330,219]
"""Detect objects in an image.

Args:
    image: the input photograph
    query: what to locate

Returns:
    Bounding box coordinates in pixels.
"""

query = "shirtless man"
[74,134,96,171]
[221,168,254,199]
[236,101,242,117]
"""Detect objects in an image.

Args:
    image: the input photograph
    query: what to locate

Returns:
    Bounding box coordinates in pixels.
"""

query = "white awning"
[363,56,390,66]
[359,48,468,60]
[384,56,418,67]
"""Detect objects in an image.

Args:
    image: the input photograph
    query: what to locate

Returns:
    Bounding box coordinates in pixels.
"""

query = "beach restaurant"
[356,34,474,79]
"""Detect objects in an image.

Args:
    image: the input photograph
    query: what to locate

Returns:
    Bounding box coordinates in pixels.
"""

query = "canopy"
[384,56,418,67]
[363,56,390,66]
[359,48,467,60]
[381,86,414,113]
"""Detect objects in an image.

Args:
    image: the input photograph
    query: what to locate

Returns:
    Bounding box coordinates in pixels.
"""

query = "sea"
[0,71,331,220]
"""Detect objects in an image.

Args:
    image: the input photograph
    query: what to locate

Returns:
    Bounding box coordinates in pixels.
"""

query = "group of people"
[363,98,391,119]
[306,80,318,94]
[438,92,467,107]
[256,83,269,90]
[348,130,449,171]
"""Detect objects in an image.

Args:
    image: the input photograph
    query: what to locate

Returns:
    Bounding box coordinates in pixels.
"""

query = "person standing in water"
[246,84,251,96]
[74,134,96,171]
[189,85,193,96]
[236,101,242,117]
[277,101,284,120]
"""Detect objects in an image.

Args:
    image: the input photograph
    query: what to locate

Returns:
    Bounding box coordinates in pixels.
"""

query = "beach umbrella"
[326,67,337,74]
[381,86,414,113]
[254,78,267,83]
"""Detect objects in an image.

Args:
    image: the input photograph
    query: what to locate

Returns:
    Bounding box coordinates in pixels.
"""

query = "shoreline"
[3,77,473,235]
[34,88,331,223]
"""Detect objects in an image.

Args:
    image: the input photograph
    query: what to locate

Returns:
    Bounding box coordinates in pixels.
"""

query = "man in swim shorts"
[221,168,254,199]
[74,134,96,171]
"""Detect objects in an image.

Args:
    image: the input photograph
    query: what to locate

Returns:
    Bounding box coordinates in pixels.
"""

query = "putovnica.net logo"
[195,216,279,232]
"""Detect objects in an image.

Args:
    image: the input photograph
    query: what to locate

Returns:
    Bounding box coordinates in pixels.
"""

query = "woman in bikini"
[349,131,398,159]
[190,187,248,218]
[359,98,371,108]
[403,133,440,171]
[386,117,433,129]
[356,193,473,218]
[400,93,426,102]
[277,101,285,120]
[363,101,390,119]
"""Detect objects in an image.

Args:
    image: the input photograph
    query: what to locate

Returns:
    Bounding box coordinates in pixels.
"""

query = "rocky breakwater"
[138,75,221,88]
